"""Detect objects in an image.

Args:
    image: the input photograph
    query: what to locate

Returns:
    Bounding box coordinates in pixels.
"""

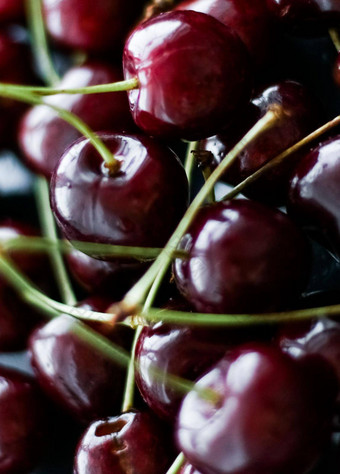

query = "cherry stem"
[184,140,199,185]
[26,0,60,86]
[2,235,188,260]
[119,107,282,317]
[166,453,186,474]
[220,113,340,202]
[329,28,340,52]
[0,77,140,95]
[121,325,143,412]
[0,86,121,174]
[35,178,77,305]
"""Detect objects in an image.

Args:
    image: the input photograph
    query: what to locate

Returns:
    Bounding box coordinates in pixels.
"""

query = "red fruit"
[124,10,252,140]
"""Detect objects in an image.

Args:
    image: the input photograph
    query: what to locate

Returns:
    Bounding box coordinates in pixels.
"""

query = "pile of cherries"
[0,0,340,473]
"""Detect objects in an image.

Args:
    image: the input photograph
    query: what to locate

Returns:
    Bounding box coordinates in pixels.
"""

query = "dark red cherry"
[0,27,34,146]
[175,0,273,66]
[201,81,321,205]
[66,248,147,296]
[334,53,340,88]
[123,10,252,140]
[0,366,47,473]
[288,135,340,257]
[19,61,135,178]
[0,0,24,22]
[266,0,340,32]
[177,344,337,474]
[74,409,174,474]
[135,319,275,422]
[42,0,146,53]
[50,132,189,255]
[174,199,310,314]
[29,311,133,424]
[178,462,202,474]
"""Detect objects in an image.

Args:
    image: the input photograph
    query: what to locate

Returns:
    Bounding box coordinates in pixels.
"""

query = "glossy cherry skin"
[124,10,252,140]
[0,0,24,22]
[0,366,47,473]
[175,0,273,66]
[135,318,275,422]
[29,312,133,425]
[19,62,135,178]
[42,0,146,53]
[202,81,321,205]
[74,409,174,474]
[66,248,147,296]
[174,200,310,314]
[266,0,340,31]
[288,135,340,257]
[51,132,189,254]
[177,344,337,474]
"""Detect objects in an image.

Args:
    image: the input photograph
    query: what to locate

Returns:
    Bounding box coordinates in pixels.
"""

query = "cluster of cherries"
[0,0,339,473]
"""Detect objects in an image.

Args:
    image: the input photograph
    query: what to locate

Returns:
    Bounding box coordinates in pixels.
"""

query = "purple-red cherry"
[74,409,174,474]
[177,344,337,474]
[29,307,133,424]
[288,135,340,257]
[175,0,273,66]
[174,199,310,314]
[19,61,135,178]
[0,0,24,23]
[42,0,146,52]
[201,80,321,205]
[0,366,47,473]
[124,10,252,140]
[50,132,189,254]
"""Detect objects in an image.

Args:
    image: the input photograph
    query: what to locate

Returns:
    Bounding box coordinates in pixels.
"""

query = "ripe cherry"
[74,410,174,474]
[177,344,337,474]
[288,135,340,257]
[50,132,189,255]
[29,307,133,424]
[175,0,273,66]
[201,80,321,205]
[124,10,252,140]
[0,366,47,473]
[0,0,24,23]
[174,200,310,314]
[19,62,135,178]
[41,0,146,53]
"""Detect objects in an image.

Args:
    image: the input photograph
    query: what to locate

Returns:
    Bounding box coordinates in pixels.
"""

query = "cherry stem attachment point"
[118,108,281,317]
[0,85,121,174]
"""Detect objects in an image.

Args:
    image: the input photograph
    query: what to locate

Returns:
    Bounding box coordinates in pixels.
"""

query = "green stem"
[329,28,340,52]
[121,324,143,412]
[0,86,120,174]
[166,453,186,474]
[0,78,140,96]
[184,141,199,186]
[26,0,60,86]
[219,114,340,202]
[35,178,77,305]
[3,236,188,260]
[119,108,281,316]
[143,305,340,326]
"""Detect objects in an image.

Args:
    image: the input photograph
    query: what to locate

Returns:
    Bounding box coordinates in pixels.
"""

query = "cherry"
[175,0,273,66]
[201,80,321,205]
[288,135,340,257]
[29,307,134,424]
[334,52,340,87]
[74,409,174,474]
[50,132,189,255]
[266,0,340,32]
[0,0,24,23]
[177,344,337,474]
[66,248,147,296]
[41,0,146,53]
[123,10,252,140]
[19,61,136,178]
[135,317,275,422]
[178,462,202,474]
[173,199,310,314]
[0,366,47,473]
